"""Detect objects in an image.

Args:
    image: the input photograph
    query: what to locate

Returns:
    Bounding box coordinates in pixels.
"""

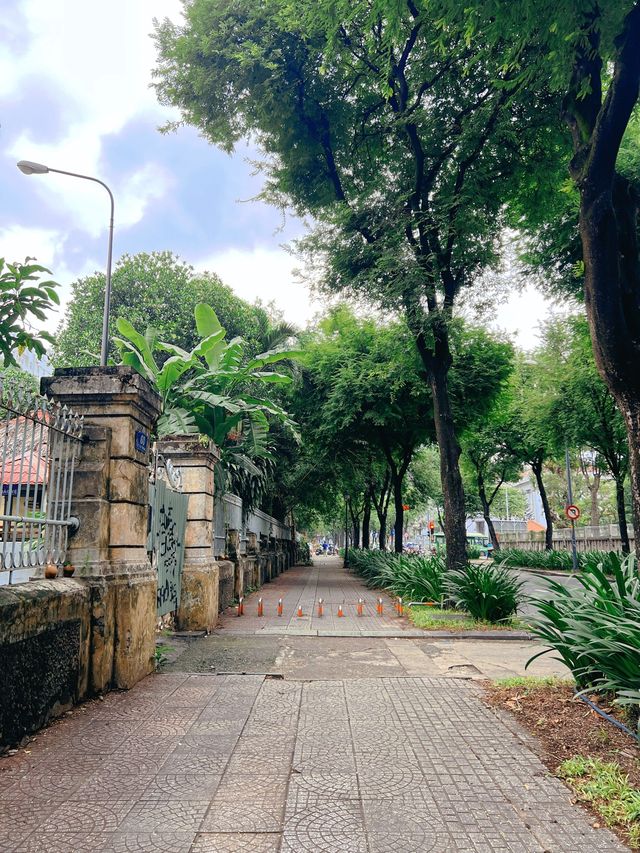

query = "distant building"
[14,350,52,380]
[513,471,547,528]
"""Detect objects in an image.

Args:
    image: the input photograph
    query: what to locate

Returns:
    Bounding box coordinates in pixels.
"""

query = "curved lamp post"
[17,160,114,367]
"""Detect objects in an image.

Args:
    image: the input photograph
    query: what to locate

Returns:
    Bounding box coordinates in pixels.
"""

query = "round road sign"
[565,504,581,521]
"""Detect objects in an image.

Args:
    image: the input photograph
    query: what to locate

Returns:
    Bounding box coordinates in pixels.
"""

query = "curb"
[514,567,579,578]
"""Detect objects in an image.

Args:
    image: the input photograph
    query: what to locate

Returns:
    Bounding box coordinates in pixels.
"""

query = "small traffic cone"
[277,598,283,617]
[237,597,244,617]
[377,597,383,616]
[257,597,264,617]
[297,605,303,617]
[337,605,344,618]
[357,598,364,617]
[317,598,324,617]
[397,597,403,617]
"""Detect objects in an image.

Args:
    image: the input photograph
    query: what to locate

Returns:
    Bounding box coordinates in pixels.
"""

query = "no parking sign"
[565,504,581,521]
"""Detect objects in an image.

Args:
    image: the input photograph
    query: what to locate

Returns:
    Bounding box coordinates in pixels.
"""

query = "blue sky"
[1,0,551,345]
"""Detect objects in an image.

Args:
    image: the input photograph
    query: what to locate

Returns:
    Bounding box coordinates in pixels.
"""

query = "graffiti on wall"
[149,479,188,616]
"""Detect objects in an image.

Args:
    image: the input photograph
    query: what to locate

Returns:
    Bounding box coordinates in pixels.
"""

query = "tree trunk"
[589,479,601,527]
[362,491,371,550]
[565,5,640,549]
[415,327,467,571]
[393,474,404,554]
[478,477,500,552]
[531,460,553,550]
[378,513,387,551]
[352,518,360,549]
[615,474,631,555]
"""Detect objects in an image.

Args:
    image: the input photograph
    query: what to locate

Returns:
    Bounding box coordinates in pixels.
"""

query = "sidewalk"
[219,556,413,636]
[0,673,624,851]
[0,557,626,852]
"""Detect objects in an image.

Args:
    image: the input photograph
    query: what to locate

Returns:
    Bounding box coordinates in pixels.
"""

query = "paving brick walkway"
[220,556,432,637]
[0,559,627,852]
[0,673,625,852]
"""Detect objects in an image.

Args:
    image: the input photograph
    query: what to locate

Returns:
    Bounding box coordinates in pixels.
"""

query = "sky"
[1,0,557,350]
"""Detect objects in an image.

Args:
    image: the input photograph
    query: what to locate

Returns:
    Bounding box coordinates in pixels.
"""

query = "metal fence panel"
[0,384,83,584]
[149,479,189,615]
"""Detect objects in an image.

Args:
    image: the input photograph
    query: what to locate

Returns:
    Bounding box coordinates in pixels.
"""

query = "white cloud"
[491,285,571,351]
[3,0,182,235]
[0,224,101,333]
[198,246,323,328]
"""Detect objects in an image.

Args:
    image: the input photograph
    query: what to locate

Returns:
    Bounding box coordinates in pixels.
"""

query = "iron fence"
[0,383,83,584]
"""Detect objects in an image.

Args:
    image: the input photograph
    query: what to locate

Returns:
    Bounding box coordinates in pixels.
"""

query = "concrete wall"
[0,580,90,747]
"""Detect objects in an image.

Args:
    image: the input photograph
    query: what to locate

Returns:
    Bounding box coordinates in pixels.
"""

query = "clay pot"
[44,562,58,579]
[62,564,75,578]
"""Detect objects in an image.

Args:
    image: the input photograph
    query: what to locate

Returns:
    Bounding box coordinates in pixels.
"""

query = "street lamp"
[17,160,115,367]
[343,492,350,568]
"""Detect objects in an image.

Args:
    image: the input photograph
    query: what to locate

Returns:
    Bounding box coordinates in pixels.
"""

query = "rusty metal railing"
[0,383,83,583]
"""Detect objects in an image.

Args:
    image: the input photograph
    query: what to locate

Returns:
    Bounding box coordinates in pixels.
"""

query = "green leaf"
[194,303,223,338]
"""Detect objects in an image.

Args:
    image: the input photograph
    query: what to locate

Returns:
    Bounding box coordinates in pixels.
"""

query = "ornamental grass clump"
[348,549,447,603]
[527,555,640,713]
[447,562,524,623]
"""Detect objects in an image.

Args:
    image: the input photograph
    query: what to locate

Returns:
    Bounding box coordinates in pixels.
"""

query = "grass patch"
[492,675,574,691]
[558,756,640,848]
[408,605,527,632]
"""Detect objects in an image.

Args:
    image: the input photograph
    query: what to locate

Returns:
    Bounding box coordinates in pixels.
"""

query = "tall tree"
[504,356,558,549]
[153,0,553,569]
[54,251,272,366]
[546,315,631,551]
[440,0,640,542]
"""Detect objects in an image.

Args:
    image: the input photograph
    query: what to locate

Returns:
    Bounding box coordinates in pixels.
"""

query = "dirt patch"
[484,682,640,846]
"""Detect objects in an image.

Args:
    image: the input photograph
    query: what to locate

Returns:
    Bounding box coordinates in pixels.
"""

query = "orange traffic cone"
[277,598,283,616]
[297,605,303,617]
[337,605,344,618]
[237,597,244,617]
[377,597,383,616]
[357,598,364,617]
[317,598,324,617]
[257,597,264,617]
[397,597,403,617]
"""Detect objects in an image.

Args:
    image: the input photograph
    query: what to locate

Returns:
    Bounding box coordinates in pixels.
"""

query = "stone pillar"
[157,436,220,632]
[42,367,161,692]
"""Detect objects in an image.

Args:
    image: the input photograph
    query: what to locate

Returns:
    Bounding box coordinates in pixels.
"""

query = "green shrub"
[447,562,524,622]
[499,547,625,574]
[466,544,484,559]
[348,549,447,603]
[527,554,640,711]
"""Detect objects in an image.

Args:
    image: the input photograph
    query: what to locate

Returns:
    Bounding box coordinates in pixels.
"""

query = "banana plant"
[114,303,300,474]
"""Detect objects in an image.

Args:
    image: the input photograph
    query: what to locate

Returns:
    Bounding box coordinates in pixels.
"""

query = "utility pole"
[565,447,579,572]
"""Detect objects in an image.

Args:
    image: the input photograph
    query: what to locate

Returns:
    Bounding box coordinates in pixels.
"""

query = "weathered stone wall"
[217,560,235,612]
[0,580,90,748]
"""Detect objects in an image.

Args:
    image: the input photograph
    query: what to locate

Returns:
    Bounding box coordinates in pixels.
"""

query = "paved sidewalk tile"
[0,560,628,852]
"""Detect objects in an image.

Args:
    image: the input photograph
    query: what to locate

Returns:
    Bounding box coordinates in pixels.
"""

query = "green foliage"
[527,554,640,707]
[557,756,640,845]
[492,675,573,690]
[448,563,524,623]
[113,303,300,493]
[0,365,39,400]
[0,258,59,364]
[466,544,484,560]
[53,251,272,367]
[500,549,626,574]
[348,549,448,604]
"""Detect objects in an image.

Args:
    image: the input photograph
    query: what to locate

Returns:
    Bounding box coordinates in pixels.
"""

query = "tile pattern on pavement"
[218,556,420,636]
[0,672,626,852]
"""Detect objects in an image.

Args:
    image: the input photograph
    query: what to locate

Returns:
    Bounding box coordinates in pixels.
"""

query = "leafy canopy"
[53,250,273,367]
